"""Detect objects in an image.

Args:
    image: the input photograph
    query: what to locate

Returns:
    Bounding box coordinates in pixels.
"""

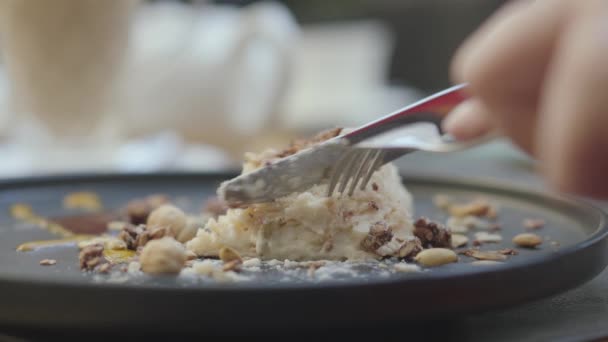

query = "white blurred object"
[114,130,235,173]
[279,20,424,133]
[113,0,298,148]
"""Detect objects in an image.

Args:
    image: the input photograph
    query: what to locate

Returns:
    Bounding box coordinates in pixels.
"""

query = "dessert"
[186,128,421,261]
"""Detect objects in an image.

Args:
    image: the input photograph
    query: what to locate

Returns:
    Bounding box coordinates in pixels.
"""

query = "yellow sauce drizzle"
[16,235,95,252]
[103,249,136,264]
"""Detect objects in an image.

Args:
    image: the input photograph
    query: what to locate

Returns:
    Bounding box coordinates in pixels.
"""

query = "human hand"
[442,0,608,198]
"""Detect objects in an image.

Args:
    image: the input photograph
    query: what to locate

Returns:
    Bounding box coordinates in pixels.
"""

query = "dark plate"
[0,172,607,334]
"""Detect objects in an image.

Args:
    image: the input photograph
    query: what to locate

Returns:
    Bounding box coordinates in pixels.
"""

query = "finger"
[451,0,572,153]
[442,99,494,141]
[536,0,608,198]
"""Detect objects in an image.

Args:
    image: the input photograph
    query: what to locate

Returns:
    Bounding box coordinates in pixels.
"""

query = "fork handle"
[344,83,469,144]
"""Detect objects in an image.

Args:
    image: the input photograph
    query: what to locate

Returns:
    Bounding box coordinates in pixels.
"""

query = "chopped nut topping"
[118,224,170,250]
[79,244,106,270]
[397,237,423,259]
[276,127,342,159]
[361,222,393,253]
[118,224,145,250]
[39,259,57,266]
[523,218,545,230]
[413,217,452,248]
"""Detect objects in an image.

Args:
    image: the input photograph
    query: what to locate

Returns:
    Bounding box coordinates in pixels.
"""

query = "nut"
[451,234,469,248]
[139,237,187,274]
[413,217,452,248]
[513,233,543,248]
[147,205,187,239]
[414,248,458,267]
[218,246,243,263]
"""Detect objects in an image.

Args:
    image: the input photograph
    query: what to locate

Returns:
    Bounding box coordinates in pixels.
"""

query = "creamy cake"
[186,129,420,261]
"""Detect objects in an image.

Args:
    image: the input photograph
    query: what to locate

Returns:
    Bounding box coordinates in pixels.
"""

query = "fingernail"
[442,99,492,140]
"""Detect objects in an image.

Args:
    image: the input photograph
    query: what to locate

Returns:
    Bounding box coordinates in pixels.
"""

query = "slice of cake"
[186,129,421,261]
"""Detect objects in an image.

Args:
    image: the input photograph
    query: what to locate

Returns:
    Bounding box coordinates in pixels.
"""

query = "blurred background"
[0,0,509,177]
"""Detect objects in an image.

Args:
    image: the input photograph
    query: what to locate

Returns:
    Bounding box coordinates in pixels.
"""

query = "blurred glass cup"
[0,0,139,171]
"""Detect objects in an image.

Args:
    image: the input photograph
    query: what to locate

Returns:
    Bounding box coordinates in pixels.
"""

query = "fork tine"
[337,150,363,196]
[347,149,373,196]
[327,150,355,196]
[359,150,384,190]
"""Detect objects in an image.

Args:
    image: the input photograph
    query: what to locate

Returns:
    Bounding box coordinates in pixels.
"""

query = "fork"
[219,83,494,206]
[326,83,495,197]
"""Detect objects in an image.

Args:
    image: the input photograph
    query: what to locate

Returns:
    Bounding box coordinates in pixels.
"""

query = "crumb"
[393,263,421,273]
[524,218,545,230]
[413,217,452,248]
[39,259,57,266]
[372,183,379,191]
[243,258,261,268]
